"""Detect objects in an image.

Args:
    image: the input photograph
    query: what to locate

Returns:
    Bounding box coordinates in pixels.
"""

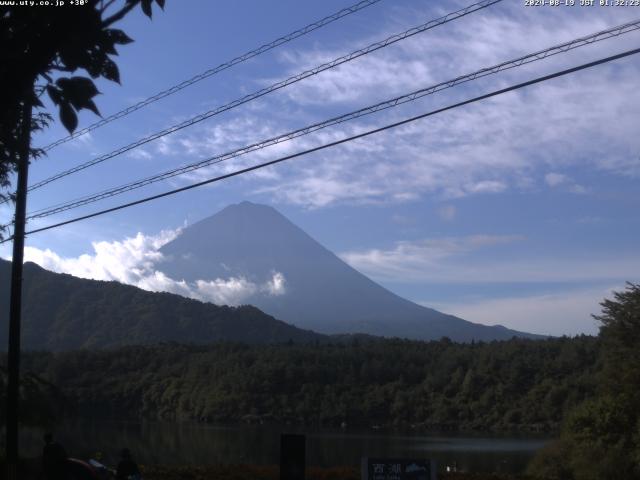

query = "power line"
[23,19,640,221]
[5,46,637,243]
[40,0,385,152]
[25,0,502,194]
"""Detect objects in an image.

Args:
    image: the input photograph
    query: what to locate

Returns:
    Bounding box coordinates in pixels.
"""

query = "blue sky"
[3,0,639,336]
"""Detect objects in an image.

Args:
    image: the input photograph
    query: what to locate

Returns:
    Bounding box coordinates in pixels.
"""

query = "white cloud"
[244,6,640,207]
[195,277,258,306]
[117,3,640,210]
[341,235,640,284]
[545,172,587,194]
[156,136,176,156]
[437,205,456,221]
[545,172,567,187]
[62,131,95,152]
[21,229,287,307]
[264,271,286,296]
[341,235,524,281]
[136,270,193,298]
[160,46,639,209]
[128,148,152,161]
[23,229,179,284]
[568,184,588,194]
[56,3,638,213]
[276,3,637,107]
[273,48,434,106]
[427,286,620,336]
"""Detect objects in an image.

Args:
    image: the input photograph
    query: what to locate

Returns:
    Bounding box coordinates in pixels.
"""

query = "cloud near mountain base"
[20,229,286,307]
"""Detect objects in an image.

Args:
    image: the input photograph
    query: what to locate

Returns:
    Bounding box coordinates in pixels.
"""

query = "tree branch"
[100,0,118,14]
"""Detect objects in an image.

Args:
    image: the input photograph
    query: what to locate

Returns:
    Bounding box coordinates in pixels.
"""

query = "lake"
[20,420,549,474]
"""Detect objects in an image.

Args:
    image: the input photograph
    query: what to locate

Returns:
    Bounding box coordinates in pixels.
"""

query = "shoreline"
[140,464,532,480]
[42,416,561,436]
[2,458,534,480]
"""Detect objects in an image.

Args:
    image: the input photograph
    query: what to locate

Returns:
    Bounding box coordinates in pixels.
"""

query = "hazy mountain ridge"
[0,260,325,351]
[158,201,542,341]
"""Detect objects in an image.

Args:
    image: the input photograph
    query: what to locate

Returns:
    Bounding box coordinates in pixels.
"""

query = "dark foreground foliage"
[14,336,598,432]
[527,283,640,480]
[0,0,164,222]
[0,459,530,480]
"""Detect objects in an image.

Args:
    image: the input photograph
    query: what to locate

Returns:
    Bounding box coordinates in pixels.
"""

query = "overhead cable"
[4,46,636,242]
[23,19,640,221]
[40,0,385,152]
[25,0,502,194]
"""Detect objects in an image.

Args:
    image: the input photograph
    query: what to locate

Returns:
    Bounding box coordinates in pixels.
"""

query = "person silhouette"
[116,448,141,480]
[42,433,68,480]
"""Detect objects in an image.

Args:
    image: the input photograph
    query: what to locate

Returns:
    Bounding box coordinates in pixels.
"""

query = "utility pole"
[6,95,33,480]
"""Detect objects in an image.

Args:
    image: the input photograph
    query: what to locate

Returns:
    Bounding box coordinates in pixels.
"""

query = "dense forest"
[15,336,598,432]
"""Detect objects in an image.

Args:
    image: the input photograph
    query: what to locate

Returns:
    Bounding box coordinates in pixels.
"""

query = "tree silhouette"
[0,0,165,205]
[528,283,640,480]
[1,3,166,476]
[595,281,640,394]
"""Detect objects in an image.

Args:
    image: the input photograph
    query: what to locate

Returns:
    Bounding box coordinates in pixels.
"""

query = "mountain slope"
[158,201,540,341]
[0,260,325,351]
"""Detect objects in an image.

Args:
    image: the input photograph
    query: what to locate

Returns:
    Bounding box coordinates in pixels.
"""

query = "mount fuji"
[157,202,540,341]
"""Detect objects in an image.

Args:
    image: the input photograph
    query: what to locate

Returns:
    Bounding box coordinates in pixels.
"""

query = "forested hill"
[18,336,599,432]
[0,260,325,350]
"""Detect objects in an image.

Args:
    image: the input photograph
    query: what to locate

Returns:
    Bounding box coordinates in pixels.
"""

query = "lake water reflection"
[20,421,549,474]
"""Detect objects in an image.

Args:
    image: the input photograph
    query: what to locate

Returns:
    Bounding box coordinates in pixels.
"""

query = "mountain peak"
[239,200,262,207]
[225,200,276,213]
[158,203,541,341]
[182,201,304,245]
[201,201,289,227]
[231,200,266,209]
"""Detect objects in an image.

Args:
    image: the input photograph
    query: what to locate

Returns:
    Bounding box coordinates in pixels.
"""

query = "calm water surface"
[20,420,550,474]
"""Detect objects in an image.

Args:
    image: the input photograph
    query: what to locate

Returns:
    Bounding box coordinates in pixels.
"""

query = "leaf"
[99,36,118,55]
[32,112,52,131]
[78,77,100,98]
[83,99,101,117]
[86,61,102,78]
[58,51,80,72]
[47,85,63,105]
[106,29,134,45]
[30,147,46,160]
[89,48,110,76]
[56,77,100,97]
[60,102,78,133]
[56,77,102,116]
[101,58,120,84]
[57,76,100,111]
[155,0,165,9]
[59,46,91,72]
[31,91,44,108]
[141,0,153,18]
